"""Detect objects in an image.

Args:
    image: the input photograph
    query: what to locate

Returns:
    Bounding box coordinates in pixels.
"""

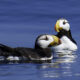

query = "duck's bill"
[49,35,61,47]
[54,20,63,32]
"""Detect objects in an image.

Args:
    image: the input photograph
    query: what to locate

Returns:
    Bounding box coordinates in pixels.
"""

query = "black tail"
[0,44,13,52]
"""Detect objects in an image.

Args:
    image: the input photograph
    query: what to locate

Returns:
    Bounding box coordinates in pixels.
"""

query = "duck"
[53,18,78,52]
[0,34,61,63]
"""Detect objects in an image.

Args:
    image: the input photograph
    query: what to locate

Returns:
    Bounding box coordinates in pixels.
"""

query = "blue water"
[0,0,80,80]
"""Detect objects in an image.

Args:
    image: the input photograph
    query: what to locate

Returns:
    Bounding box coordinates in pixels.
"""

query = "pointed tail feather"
[0,44,13,52]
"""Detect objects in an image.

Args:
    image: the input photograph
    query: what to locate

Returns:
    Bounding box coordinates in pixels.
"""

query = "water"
[0,0,80,80]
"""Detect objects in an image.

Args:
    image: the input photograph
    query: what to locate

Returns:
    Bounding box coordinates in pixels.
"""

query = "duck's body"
[0,35,60,63]
[53,19,78,52]
[0,46,52,63]
[0,45,52,61]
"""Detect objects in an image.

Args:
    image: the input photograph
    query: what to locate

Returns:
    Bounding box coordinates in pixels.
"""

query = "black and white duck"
[0,34,61,63]
[53,18,78,52]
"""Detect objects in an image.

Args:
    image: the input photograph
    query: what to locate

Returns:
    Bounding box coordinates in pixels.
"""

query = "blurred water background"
[0,0,80,80]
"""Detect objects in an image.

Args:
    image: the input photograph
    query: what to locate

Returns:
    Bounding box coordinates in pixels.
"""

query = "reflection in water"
[53,51,77,63]
[37,51,77,78]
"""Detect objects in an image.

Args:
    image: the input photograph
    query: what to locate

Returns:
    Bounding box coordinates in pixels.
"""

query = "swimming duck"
[53,18,78,52]
[0,34,60,63]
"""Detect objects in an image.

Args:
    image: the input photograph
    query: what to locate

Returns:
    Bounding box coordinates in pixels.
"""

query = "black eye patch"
[63,21,66,25]
[45,36,48,40]
[39,36,49,40]
[63,21,68,25]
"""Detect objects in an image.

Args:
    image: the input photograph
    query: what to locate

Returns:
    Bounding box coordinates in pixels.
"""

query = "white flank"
[53,36,78,52]
[29,55,53,61]
[7,56,20,61]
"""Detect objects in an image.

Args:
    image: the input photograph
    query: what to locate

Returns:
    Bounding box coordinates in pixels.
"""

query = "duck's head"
[55,18,70,32]
[35,34,61,49]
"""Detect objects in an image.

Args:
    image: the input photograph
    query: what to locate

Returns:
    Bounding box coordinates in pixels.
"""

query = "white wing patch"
[29,55,53,61]
[7,56,20,61]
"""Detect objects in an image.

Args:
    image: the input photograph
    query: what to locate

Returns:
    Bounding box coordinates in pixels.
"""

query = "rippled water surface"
[0,0,80,80]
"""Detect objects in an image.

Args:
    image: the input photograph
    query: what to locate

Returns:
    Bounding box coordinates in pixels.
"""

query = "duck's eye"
[63,21,66,25]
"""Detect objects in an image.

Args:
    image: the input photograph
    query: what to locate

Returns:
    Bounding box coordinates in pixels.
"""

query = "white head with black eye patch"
[55,19,70,32]
[36,34,60,48]
[59,19,70,31]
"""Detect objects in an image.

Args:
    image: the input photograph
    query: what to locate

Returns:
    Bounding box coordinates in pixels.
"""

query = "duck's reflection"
[37,51,77,78]
[53,51,77,63]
